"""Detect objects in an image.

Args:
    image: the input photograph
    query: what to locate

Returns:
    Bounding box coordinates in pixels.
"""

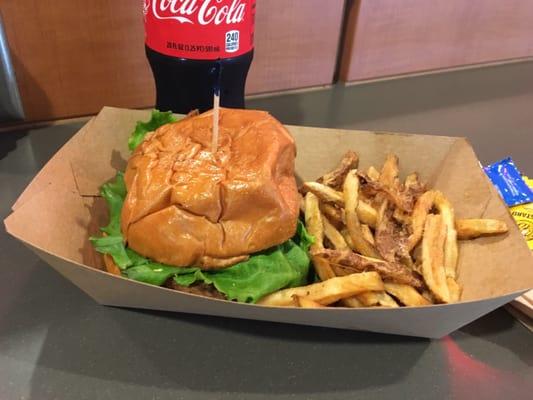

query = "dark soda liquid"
[146,46,253,114]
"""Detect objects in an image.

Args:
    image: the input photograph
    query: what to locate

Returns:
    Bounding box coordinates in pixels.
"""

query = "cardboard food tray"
[5,107,533,339]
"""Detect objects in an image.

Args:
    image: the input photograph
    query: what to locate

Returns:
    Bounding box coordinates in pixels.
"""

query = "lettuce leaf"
[128,109,176,151]
[173,222,311,303]
[91,111,312,303]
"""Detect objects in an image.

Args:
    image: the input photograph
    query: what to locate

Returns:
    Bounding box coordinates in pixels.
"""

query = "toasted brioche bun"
[121,108,299,269]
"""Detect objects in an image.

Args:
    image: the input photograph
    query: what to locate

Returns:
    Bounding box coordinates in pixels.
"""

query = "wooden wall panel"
[246,0,344,94]
[340,0,533,82]
[0,0,344,122]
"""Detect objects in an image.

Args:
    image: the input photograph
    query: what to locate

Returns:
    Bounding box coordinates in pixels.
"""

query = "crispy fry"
[407,190,438,251]
[314,248,424,288]
[340,297,364,307]
[257,272,384,306]
[304,192,324,251]
[379,154,400,188]
[304,181,377,227]
[434,192,459,279]
[446,277,462,303]
[312,255,336,281]
[320,203,344,228]
[343,170,382,258]
[357,200,378,228]
[384,283,431,306]
[456,219,509,239]
[302,182,344,205]
[404,173,419,189]
[361,178,415,212]
[103,254,121,276]
[367,166,381,181]
[317,150,359,190]
[323,216,350,250]
[422,214,450,302]
[357,291,399,307]
[361,224,375,245]
[294,296,327,308]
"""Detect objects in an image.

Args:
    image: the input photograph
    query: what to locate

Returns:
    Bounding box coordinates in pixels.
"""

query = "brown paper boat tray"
[5,107,533,338]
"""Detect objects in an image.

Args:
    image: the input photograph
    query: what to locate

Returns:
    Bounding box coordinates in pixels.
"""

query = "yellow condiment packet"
[510,176,533,250]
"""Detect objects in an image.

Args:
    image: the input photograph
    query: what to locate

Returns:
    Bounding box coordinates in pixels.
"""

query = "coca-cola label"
[144,0,255,59]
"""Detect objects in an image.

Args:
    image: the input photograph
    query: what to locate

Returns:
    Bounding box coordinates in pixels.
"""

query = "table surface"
[1,61,532,400]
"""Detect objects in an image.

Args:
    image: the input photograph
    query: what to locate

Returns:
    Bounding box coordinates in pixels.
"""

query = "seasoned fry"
[357,200,378,228]
[422,214,450,303]
[456,219,509,239]
[340,297,364,307]
[304,181,377,227]
[103,253,121,276]
[257,272,384,306]
[304,192,324,251]
[407,190,438,251]
[317,150,359,190]
[294,296,327,308]
[434,192,459,279]
[314,248,424,288]
[446,277,462,303]
[404,173,419,189]
[323,216,350,250]
[361,224,375,245]
[320,203,345,228]
[379,154,400,188]
[367,166,380,181]
[302,182,344,205]
[343,170,382,258]
[384,283,431,306]
[312,255,336,281]
[357,291,399,307]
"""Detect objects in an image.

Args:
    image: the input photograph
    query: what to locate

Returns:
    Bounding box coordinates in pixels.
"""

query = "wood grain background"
[0,0,344,122]
[340,0,533,82]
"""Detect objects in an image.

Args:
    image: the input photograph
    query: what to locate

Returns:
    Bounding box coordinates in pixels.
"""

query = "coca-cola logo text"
[148,0,246,25]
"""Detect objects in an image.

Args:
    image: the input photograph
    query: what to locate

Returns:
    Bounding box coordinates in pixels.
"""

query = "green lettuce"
[91,112,312,303]
[128,110,176,151]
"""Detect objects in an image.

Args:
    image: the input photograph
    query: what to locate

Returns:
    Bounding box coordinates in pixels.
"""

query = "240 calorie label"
[144,0,255,60]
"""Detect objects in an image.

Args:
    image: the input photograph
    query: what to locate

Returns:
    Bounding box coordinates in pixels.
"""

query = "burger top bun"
[121,108,299,269]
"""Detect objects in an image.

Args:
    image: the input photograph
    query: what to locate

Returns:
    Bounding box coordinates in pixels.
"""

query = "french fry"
[404,173,419,189]
[304,192,324,251]
[304,181,377,227]
[323,216,350,250]
[357,200,378,228]
[379,154,400,188]
[407,190,438,251]
[257,272,384,306]
[103,253,121,276]
[456,219,509,239]
[446,277,462,303]
[302,182,344,206]
[318,150,359,190]
[384,283,431,306]
[434,192,459,279]
[360,224,375,245]
[340,297,364,307]
[312,255,336,281]
[422,214,450,303]
[367,166,380,181]
[343,170,382,258]
[294,296,327,308]
[320,203,344,227]
[357,291,399,307]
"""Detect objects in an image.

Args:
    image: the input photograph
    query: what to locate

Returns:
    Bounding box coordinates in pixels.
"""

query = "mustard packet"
[510,177,533,250]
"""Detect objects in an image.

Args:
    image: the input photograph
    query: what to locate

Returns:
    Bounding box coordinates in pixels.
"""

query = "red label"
[144,0,255,60]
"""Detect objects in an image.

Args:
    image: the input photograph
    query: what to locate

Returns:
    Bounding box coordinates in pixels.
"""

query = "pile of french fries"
[258,151,509,308]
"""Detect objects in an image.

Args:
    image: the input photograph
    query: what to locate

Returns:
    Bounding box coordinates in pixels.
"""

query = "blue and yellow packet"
[484,158,533,207]
[510,177,533,251]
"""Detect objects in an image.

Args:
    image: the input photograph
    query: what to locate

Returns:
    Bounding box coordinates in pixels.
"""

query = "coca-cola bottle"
[143,0,256,114]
